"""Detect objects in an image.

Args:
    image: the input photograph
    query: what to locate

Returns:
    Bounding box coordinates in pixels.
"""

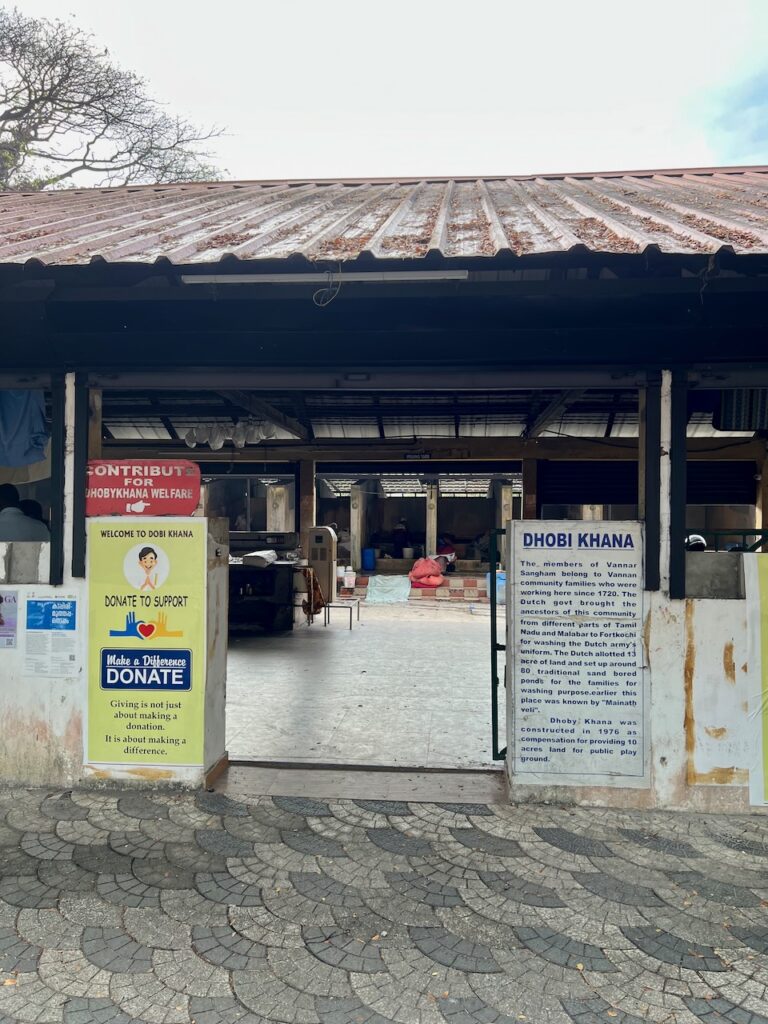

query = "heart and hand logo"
[108,612,183,639]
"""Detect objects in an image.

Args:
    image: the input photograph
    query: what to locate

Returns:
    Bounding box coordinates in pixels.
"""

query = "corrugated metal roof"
[3,167,768,265]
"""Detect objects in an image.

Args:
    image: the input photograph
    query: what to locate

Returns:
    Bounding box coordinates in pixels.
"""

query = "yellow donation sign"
[87,518,206,765]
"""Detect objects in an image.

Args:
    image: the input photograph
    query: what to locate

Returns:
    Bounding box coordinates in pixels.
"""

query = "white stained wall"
[0,562,87,787]
[506,587,755,811]
[647,593,752,810]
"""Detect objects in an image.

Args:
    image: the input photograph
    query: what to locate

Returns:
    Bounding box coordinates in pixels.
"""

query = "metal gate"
[489,527,507,761]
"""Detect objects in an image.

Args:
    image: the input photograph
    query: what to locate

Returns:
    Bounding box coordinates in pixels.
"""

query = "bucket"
[362,548,376,572]
[486,570,507,605]
[344,569,356,589]
[402,547,414,560]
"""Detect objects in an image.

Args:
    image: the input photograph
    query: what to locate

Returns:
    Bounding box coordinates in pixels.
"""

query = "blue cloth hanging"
[0,390,49,467]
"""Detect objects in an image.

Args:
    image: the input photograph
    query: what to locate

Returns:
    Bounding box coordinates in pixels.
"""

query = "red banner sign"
[85,460,201,517]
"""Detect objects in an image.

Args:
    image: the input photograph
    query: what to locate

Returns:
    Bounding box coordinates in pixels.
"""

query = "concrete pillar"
[350,483,367,570]
[756,455,768,542]
[497,483,515,563]
[425,484,438,555]
[266,485,290,532]
[298,460,316,552]
[659,369,672,594]
[637,388,647,520]
[522,459,538,520]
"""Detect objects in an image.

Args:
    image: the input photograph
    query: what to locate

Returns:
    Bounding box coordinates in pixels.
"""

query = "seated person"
[392,518,410,558]
[437,535,457,572]
[0,484,50,541]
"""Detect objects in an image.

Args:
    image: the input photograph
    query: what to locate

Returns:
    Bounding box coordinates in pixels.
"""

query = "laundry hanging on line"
[0,390,49,467]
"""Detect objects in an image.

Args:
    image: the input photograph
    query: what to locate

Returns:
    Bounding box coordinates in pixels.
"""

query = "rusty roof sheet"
[2,167,768,265]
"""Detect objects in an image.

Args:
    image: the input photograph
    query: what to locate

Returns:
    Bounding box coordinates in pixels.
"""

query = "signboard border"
[508,519,650,789]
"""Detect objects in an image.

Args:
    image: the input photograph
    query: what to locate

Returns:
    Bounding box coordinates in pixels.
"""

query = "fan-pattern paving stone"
[572,871,665,907]
[62,996,140,1024]
[621,926,726,971]
[192,925,267,970]
[195,871,263,907]
[0,926,41,972]
[303,926,387,973]
[386,871,464,908]
[188,995,267,1024]
[478,871,566,907]
[273,797,333,817]
[315,995,397,1023]
[450,828,523,858]
[438,995,527,1023]
[281,829,347,858]
[618,828,702,859]
[409,925,501,973]
[664,870,762,907]
[291,872,367,909]
[514,927,617,972]
[81,926,153,973]
[684,996,768,1024]
[436,803,494,817]
[195,829,255,859]
[534,828,614,859]
[3,787,768,1023]
[0,875,59,909]
[41,793,90,822]
[561,995,648,1024]
[96,874,162,909]
[117,794,169,821]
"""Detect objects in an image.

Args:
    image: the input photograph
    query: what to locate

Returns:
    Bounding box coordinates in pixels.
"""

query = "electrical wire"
[312,264,342,307]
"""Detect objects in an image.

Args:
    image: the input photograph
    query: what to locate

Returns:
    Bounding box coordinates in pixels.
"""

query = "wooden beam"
[217,390,309,440]
[298,460,317,550]
[291,393,315,441]
[522,460,538,519]
[99,435,766,464]
[523,389,585,439]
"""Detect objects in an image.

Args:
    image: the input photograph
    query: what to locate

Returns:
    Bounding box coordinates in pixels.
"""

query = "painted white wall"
[0,578,87,786]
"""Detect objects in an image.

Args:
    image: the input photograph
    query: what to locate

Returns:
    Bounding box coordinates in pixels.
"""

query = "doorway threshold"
[219,762,508,804]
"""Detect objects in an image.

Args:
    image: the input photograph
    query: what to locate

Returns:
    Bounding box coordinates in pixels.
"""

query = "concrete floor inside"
[226,603,501,770]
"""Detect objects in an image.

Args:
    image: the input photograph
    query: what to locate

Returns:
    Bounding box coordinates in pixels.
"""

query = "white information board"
[510,521,648,786]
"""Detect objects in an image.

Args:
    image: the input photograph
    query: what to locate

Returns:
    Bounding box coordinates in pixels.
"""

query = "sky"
[18,0,768,180]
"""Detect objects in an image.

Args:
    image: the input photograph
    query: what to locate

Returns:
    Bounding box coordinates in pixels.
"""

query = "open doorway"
[95,379,764,772]
[225,467,518,770]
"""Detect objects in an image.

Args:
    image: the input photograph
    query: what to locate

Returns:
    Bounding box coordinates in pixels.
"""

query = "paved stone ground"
[1,788,768,1023]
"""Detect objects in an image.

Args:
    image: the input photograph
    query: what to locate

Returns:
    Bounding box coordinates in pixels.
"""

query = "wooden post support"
[497,482,515,562]
[88,388,103,460]
[522,459,538,520]
[266,485,290,532]
[350,483,366,570]
[298,460,316,553]
[425,483,438,556]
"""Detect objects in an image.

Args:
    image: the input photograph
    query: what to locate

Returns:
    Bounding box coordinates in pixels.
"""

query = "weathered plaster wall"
[0,579,86,787]
[650,594,751,803]
[508,591,756,811]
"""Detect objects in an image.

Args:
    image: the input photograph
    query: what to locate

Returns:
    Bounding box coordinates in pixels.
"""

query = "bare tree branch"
[0,6,224,190]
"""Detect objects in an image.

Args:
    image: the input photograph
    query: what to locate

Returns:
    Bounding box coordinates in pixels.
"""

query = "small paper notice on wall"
[24,595,79,678]
[0,590,18,648]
